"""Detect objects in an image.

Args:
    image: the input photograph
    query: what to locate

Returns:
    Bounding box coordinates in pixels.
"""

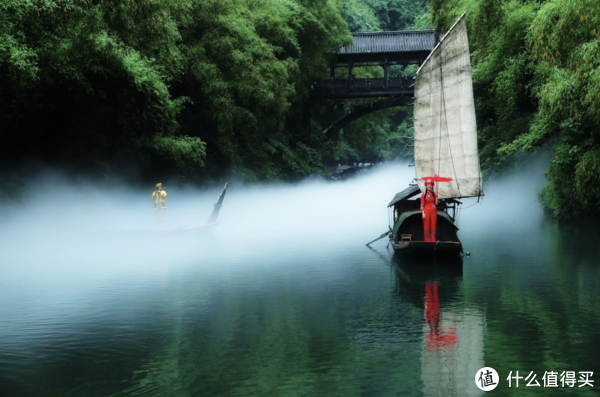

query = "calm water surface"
[1,165,599,396]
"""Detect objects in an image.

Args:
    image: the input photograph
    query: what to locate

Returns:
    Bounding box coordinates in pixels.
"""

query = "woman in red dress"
[420,179,438,242]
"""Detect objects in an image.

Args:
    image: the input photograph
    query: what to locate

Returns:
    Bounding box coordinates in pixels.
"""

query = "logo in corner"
[475,367,499,391]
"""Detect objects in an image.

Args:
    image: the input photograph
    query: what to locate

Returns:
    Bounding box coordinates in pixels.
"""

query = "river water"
[1,163,599,396]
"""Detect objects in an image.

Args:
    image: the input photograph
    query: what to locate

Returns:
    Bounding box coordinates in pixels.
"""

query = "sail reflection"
[392,257,485,396]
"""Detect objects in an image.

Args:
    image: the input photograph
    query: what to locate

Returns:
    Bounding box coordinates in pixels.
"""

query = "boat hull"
[389,209,463,259]
[390,240,463,259]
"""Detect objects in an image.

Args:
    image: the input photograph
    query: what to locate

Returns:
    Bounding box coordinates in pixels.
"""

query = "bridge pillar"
[383,58,388,88]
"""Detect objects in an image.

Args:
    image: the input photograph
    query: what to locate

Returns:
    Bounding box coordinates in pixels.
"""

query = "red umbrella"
[421,174,453,182]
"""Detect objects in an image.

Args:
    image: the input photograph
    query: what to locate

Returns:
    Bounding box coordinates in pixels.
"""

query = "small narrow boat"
[387,14,484,259]
[157,182,228,233]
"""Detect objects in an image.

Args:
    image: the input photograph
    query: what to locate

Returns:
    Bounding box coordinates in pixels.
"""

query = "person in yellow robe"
[152,183,167,226]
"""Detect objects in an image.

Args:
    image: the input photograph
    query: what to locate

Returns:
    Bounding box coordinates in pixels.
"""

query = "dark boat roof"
[388,184,421,207]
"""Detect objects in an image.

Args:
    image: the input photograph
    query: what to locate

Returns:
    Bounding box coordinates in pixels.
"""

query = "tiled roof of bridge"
[339,30,437,54]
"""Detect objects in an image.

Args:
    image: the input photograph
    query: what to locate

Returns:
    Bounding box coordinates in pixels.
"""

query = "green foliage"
[539,119,597,217]
[341,0,430,33]
[466,1,539,164]
[518,0,600,217]
[341,0,382,32]
[479,114,534,175]
[0,0,433,188]
[0,0,193,188]
[429,0,600,218]
[175,0,351,181]
[0,0,354,187]
[411,9,434,30]
[336,106,414,165]
[0,0,185,133]
[574,150,600,209]
[379,116,415,162]
[529,0,600,135]
[9,0,598,222]
[143,135,206,171]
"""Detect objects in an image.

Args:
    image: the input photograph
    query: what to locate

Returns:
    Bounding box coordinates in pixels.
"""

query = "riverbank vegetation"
[2,0,598,220]
[0,0,430,202]
[432,0,600,218]
[0,0,352,192]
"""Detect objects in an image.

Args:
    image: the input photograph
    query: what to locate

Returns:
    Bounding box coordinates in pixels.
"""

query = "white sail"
[414,14,484,199]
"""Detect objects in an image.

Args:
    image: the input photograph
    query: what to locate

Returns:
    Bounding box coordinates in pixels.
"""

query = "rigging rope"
[460,197,483,210]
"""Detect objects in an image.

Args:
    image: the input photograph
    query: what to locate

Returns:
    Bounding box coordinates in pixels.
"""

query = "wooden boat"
[387,185,463,258]
[386,14,484,259]
[157,182,228,233]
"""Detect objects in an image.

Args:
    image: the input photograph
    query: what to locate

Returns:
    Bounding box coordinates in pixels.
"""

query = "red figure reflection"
[424,281,457,353]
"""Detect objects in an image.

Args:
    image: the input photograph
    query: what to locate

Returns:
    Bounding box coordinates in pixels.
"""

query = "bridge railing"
[310,77,414,97]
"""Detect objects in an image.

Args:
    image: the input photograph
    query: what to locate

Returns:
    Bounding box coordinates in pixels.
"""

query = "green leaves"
[144,135,206,170]
[173,0,351,180]
[0,0,348,182]
[0,0,428,185]
[575,150,600,208]
[524,0,600,217]
[428,0,600,218]
[341,0,381,32]
[341,0,430,33]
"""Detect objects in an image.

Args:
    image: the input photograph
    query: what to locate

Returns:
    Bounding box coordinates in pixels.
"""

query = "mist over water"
[2,163,409,270]
[3,153,599,397]
[0,156,551,339]
[457,153,549,250]
[1,155,550,281]
[0,164,412,320]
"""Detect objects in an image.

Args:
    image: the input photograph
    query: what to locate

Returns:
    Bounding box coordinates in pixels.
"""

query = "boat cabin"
[388,184,462,244]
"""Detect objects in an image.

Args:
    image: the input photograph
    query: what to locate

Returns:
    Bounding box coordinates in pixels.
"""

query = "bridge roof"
[340,30,438,55]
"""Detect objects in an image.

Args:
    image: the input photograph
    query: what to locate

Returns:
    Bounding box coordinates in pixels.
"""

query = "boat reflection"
[392,255,484,396]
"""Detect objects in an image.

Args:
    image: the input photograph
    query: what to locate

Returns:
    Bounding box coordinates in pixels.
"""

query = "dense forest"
[1,0,599,219]
[0,0,429,198]
[432,0,600,218]
[0,0,351,189]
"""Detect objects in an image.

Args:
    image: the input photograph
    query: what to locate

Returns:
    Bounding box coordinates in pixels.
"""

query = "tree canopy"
[342,0,429,32]
[4,0,597,220]
[432,0,600,219]
[0,0,351,192]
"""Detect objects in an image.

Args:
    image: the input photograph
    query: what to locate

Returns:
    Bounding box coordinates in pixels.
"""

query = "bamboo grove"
[432,0,600,218]
[0,0,354,187]
[2,0,599,220]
